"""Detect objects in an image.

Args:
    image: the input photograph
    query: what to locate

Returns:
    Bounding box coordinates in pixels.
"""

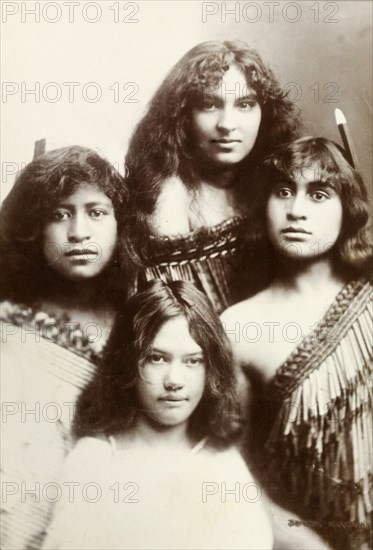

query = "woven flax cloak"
[1,302,98,549]
[257,279,372,550]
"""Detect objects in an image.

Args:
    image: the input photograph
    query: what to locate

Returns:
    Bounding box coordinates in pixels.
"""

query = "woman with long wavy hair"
[42,280,273,549]
[42,280,328,549]
[126,40,300,312]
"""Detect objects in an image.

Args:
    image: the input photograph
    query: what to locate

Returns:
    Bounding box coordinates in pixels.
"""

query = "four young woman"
[1,40,371,550]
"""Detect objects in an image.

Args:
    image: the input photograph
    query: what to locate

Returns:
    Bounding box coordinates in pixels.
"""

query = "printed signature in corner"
[288,519,369,531]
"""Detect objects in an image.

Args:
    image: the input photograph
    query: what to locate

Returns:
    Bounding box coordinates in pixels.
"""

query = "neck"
[272,255,347,295]
[131,415,193,452]
[39,271,112,315]
[198,163,238,189]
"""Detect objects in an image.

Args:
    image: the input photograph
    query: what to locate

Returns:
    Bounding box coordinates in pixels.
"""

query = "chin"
[60,269,99,282]
[158,414,189,427]
[280,248,327,264]
[213,155,244,166]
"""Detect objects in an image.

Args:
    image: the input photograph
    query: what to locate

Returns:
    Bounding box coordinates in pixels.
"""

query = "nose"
[216,106,236,133]
[287,193,307,221]
[164,362,185,391]
[67,213,91,243]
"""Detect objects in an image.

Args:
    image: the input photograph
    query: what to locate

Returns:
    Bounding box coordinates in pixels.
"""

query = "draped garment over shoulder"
[249,279,373,550]
[1,301,98,549]
[137,216,263,313]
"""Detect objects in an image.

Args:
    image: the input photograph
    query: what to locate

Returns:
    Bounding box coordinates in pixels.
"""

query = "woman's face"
[43,184,118,281]
[136,316,206,430]
[266,165,343,261]
[190,64,262,167]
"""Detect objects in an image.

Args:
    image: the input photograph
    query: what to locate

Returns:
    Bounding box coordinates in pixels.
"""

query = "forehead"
[207,64,255,99]
[58,183,112,204]
[293,164,324,184]
[277,163,332,188]
[219,64,247,86]
[152,316,202,355]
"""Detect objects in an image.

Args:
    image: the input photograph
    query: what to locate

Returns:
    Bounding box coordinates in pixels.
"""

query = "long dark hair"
[125,40,300,250]
[74,280,241,446]
[260,137,372,277]
[0,146,135,304]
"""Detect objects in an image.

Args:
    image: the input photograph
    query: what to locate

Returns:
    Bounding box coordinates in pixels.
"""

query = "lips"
[159,395,187,402]
[65,249,98,257]
[282,227,311,235]
[211,139,240,144]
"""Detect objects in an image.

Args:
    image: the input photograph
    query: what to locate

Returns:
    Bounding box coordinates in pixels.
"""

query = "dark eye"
[311,191,328,202]
[148,353,166,365]
[198,97,218,111]
[89,209,107,219]
[185,357,204,367]
[276,187,293,199]
[237,100,256,110]
[52,210,70,221]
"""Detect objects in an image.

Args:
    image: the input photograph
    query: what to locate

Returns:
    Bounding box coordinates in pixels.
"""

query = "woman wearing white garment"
[42,280,272,549]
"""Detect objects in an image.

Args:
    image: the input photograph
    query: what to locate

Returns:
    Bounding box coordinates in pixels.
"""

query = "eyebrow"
[55,200,113,209]
[147,347,171,360]
[308,180,336,189]
[203,89,257,101]
[274,178,336,190]
[148,347,203,358]
[236,92,258,101]
[233,95,258,106]
[149,347,167,354]
[272,178,293,188]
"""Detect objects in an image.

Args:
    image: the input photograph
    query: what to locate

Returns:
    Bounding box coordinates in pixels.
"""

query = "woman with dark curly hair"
[42,280,273,550]
[1,145,134,336]
[221,137,372,550]
[0,145,134,549]
[126,40,300,312]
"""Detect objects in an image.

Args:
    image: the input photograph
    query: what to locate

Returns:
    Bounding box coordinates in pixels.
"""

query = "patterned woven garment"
[1,301,98,550]
[258,279,373,550]
[137,216,261,313]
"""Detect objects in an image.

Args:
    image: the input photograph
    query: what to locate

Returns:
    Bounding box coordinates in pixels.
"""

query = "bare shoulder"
[220,288,274,365]
[158,175,188,198]
[221,288,273,329]
[151,176,191,235]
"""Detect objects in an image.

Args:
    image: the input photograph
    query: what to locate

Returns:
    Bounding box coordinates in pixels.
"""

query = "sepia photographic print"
[1,1,372,549]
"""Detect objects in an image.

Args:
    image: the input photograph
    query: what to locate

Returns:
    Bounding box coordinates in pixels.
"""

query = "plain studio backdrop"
[1,0,372,200]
